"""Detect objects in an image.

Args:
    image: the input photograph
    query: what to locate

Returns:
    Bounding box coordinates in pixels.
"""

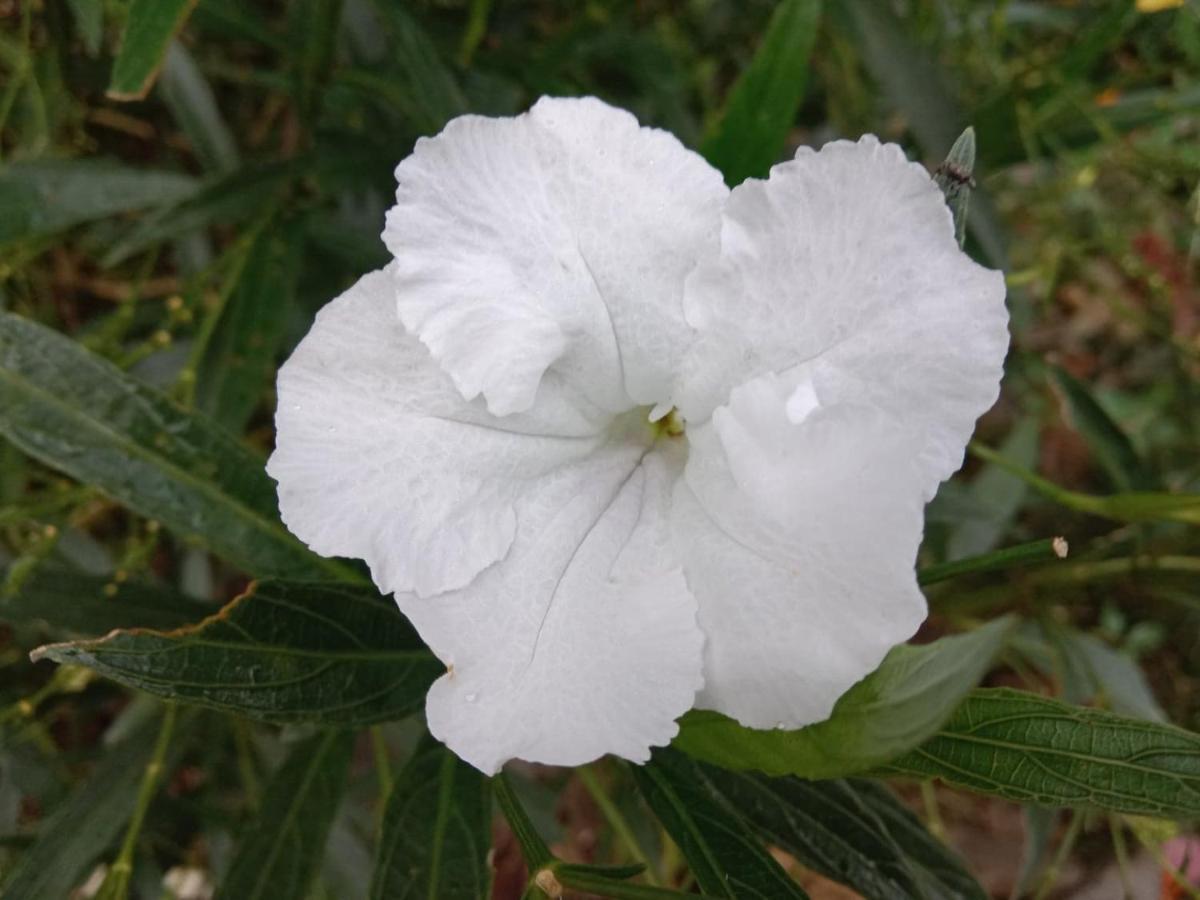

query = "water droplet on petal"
[465,692,478,703]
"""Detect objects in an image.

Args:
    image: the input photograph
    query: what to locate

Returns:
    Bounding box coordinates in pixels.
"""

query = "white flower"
[267,97,1008,774]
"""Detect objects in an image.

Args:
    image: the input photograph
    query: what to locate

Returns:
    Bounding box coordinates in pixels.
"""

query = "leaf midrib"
[0,353,354,582]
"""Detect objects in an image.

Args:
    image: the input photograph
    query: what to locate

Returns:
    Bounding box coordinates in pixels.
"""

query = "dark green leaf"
[1,564,212,635]
[674,618,1013,778]
[701,0,822,185]
[159,41,240,173]
[108,0,199,100]
[215,730,355,900]
[101,160,298,266]
[0,707,187,900]
[287,0,343,125]
[32,580,441,725]
[0,160,197,245]
[883,688,1200,819]
[367,0,467,132]
[1048,365,1157,492]
[697,769,983,900]
[633,749,808,899]
[0,312,345,581]
[195,221,302,432]
[371,734,492,900]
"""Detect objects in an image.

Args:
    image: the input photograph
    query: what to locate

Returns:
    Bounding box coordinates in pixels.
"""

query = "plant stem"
[1032,810,1084,900]
[918,537,1067,586]
[97,704,178,899]
[494,772,555,870]
[577,764,659,885]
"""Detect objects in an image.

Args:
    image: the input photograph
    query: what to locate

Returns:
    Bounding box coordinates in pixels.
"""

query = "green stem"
[494,772,555,870]
[457,0,493,66]
[577,765,659,885]
[1109,817,1135,900]
[918,537,1067,587]
[232,720,261,813]
[370,725,393,798]
[98,704,178,899]
[919,782,946,842]
[1031,810,1084,900]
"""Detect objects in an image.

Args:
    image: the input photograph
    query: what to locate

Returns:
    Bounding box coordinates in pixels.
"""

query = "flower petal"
[676,135,1008,496]
[268,267,611,599]
[402,442,705,773]
[384,95,728,416]
[673,374,927,729]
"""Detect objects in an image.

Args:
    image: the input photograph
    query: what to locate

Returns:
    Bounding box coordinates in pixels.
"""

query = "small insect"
[934,160,976,189]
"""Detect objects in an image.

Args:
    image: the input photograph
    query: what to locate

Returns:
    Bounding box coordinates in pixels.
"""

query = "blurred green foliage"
[2,0,1200,897]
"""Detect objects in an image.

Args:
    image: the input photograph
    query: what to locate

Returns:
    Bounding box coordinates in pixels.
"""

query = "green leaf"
[215,729,355,900]
[371,734,492,900]
[195,221,302,432]
[693,769,984,900]
[287,0,344,126]
[883,688,1200,819]
[0,312,344,581]
[159,41,240,173]
[1043,628,1167,723]
[1048,365,1157,492]
[674,617,1013,779]
[108,0,199,101]
[0,707,189,900]
[65,0,103,56]
[1,564,212,635]
[632,749,809,899]
[700,0,822,185]
[101,159,298,266]
[945,418,1039,560]
[0,160,197,246]
[969,441,1200,525]
[367,0,468,132]
[32,580,441,725]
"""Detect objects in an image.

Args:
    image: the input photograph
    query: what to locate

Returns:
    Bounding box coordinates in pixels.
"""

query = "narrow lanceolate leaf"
[674,618,1013,779]
[32,580,442,725]
[883,688,1200,819]
[633,750,810,899]
[701,0,822,185]
[698,769,984,900]
[159,42,241,173]
[108,0,199,100]
[196,221,302,432]
[0,312,346,581]
[0,708,187,900]
[1,564,212,635]
[215,730,355,900]
[1047,365,1157,492]
[371,735,492,900]
[0,160,197,245]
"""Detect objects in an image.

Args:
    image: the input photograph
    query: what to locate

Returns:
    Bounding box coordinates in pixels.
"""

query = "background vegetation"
[2,0,1200,897]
